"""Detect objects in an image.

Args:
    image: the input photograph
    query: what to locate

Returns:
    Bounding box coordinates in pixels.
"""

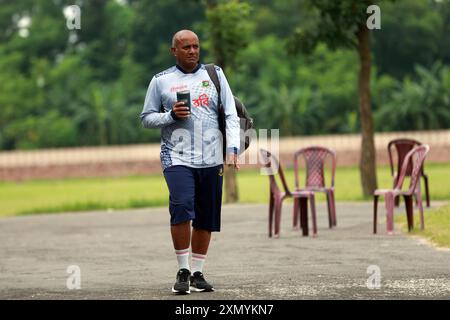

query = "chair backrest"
[293,146,336,189]
[394,145,430,194]
[259,148,291,195]
[388,138,422,177]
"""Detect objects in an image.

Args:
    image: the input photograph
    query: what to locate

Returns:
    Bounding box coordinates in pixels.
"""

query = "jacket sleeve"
[140,76,177,128]
[218,69,240,154]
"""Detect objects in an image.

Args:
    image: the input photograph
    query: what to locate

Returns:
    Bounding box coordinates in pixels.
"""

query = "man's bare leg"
[171,221,191,250]
[191,228,211,254]
[171,221,191,271]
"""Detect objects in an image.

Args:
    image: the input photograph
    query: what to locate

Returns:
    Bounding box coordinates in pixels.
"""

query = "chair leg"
[394,195,400,207]
[269,193,274,238]
[274,198,283,238]
[373,195,378,234]
[326,191,333,229]
[393,176,400,207]
[423,175,430,208]
[330,190,337,227]
[300,197,309,237]
[293,197,299,229]
[299,198,304,230]
[386,194,395,235]
[416,192,425,230]
[309,195,317,236]
[404,195,414,232]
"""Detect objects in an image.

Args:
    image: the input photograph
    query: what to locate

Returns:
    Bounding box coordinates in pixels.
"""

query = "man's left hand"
[225,153,240,170]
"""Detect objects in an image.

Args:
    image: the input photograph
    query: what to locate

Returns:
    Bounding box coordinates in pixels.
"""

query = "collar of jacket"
[176,63,201,74]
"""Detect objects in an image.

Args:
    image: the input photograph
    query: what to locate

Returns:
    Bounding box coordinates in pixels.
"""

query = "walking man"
[140,30,240,294]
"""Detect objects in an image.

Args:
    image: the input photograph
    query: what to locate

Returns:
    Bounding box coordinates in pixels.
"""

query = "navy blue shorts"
[163,165,224,232]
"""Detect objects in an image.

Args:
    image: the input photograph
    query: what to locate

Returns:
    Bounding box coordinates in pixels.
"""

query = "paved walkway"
[0,202,449,299]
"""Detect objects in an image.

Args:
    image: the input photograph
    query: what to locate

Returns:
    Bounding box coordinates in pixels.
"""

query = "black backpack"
[205,64,254,159]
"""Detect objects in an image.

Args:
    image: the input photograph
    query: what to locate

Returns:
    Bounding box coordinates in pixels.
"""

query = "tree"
[288,0,387,197]
[202,0,252,203]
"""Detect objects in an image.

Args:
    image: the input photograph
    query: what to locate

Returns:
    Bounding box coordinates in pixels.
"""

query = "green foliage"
[233,38,358,135]
[79,0,134,80]
[203,0,253,69]
[0,0,449,151]
[286,0,370,54]
[375,63,450,131]
[372,0,450,79]
[251,0,312,38]
[4,111,77,149]
[130,0,205,79]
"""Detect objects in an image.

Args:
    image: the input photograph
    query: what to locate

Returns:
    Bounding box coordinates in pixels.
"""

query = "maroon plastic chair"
[388,138,430,207]
[293,146,337,229]
[374,145,430,235]
[259,148,317,238]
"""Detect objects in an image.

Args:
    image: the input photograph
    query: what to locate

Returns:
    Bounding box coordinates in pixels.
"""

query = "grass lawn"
[0,174,169,217]
[395,205,450,248]
[0,162,449,218]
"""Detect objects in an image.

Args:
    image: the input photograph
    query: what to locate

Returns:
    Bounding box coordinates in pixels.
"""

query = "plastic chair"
[374,145,430,234]
[293,146,337,229]
[388,138,430,207]
[259,148,317,238]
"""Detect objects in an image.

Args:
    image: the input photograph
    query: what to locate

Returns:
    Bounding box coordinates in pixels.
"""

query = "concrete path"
[0,202,449,299]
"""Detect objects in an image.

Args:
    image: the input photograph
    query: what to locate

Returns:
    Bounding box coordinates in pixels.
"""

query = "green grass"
[0,175,169,217]
[395,205,450,248]
[238,162,450,202]
[0,163,449,218]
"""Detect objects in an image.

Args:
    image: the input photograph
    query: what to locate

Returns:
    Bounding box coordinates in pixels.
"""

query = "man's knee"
[192,227,211,233]
[170,195,195,225]
[171,196,194,212]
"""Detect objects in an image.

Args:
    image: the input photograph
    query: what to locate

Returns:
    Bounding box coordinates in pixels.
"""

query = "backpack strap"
[205,63,226,159]
[205,64,221,106]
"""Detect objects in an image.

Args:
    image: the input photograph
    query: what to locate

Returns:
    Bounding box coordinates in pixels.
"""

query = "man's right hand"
[172,101,191,120]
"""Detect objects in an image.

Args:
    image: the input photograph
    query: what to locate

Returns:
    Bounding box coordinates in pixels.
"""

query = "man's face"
[172,32,200,71]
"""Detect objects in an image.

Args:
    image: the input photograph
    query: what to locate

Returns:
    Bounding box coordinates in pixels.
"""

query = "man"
[140,30,240,294]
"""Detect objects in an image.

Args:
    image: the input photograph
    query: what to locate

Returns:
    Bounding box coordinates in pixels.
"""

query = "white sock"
[191,253,207,274]
[175,248,190,271]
